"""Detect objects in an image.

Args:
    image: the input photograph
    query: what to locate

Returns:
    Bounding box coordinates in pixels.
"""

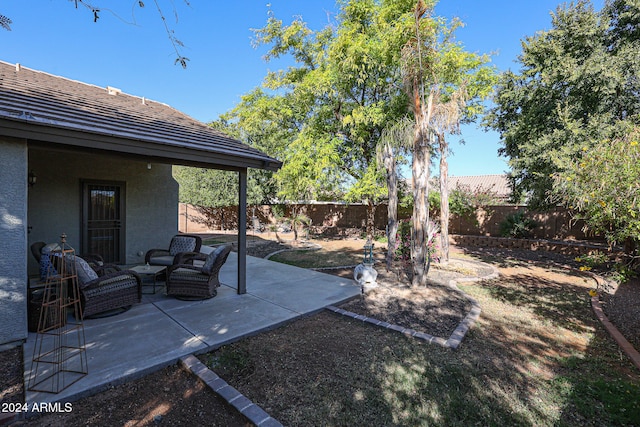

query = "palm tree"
[431,88,467,264]
[399,0,493,280]
[400,0,438,287]
[378,117,414,271]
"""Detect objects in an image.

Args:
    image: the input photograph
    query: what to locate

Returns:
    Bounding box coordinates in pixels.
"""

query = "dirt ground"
[2,236,638,426]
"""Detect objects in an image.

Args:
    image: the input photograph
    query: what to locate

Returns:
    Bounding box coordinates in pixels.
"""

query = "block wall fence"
[179,203,603,242]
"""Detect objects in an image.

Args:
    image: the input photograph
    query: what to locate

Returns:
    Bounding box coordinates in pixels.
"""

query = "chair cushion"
[169,236,198,256]
[181,246,214,268]
[148,255,175,266]
[202,245,226,274]
[199,245,215,255]
[71,255,99,284]
[39,243,61,280]
[39,253,57,280]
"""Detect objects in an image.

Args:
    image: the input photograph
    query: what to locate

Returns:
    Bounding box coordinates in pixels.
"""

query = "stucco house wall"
[0,137,28,345]
[27,148,178,275]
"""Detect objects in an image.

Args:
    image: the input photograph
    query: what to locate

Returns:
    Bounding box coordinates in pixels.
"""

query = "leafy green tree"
[448,183,501,217]
[173,116,278,228]
[486,0,640,208]
[226,0,492,285]
[174,167,238,208]
[173,166,273,228]
[553,125,640,257]
[237,0,413,238]
[222,87,346,203]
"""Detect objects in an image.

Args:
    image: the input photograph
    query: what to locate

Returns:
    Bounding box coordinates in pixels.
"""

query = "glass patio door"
[81,181,125,263]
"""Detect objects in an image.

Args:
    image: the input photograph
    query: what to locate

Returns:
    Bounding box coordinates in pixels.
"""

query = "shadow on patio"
[23,252,359,405]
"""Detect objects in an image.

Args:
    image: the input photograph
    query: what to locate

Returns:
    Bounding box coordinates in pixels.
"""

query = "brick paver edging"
[588,274,640,371]
[179,355,283,427]
[264,242,322,260]
[327,259,499,350]
[0,411,20,425]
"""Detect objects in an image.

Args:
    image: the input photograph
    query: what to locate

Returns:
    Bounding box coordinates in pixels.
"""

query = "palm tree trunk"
[366,200,376,240]
[439,132,450,264]
[412,130,429,287]
[411,87,432,287]
[383,142,398,271]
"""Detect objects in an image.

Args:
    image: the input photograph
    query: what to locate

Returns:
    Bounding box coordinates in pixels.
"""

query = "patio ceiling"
[0,61,281,172]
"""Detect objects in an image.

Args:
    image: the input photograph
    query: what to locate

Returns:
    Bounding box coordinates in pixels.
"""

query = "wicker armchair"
[62,255,142,318]
[166,245,232,300]
[144,234,202,267]
[30,241,46,263]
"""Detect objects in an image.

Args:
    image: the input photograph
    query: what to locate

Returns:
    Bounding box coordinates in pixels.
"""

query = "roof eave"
[1,118,282,172]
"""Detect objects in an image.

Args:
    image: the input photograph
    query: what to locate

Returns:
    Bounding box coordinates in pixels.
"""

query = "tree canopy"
[486,0,640,208]
[173,119,277,208]
[225,0,418,211]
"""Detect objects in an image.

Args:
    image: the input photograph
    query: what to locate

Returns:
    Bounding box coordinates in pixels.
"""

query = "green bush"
[499,211,537,238]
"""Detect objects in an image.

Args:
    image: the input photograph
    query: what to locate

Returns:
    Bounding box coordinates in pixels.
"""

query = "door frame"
[80,180,126,263]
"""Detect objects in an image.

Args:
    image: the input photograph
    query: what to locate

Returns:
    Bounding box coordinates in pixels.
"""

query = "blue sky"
[2,0,604,177]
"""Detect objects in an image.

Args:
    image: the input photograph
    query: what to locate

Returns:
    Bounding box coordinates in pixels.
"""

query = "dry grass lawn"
[200,252,640,426]
[8,236,640,426]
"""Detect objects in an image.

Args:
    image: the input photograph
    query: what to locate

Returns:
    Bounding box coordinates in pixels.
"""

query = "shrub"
[499,211,537,238]
[450,183,502,217]
[553,126,640,257]
[395,219,440,267]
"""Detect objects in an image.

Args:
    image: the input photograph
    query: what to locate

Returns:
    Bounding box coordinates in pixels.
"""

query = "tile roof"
[447,174,511,198]
[0,61,280,171]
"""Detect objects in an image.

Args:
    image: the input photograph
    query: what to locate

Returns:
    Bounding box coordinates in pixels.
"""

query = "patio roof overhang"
[0,61,281,295]
[1,117,280,172]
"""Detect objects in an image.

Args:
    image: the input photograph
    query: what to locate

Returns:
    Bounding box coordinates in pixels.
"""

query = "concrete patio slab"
[23,253,359,406]
[159,293,300,347]
[222,256,358,313]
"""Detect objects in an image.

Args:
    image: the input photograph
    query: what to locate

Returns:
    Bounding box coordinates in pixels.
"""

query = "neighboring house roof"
[403,174,511,201]
[447,174,511,200]
[0,61,281,171]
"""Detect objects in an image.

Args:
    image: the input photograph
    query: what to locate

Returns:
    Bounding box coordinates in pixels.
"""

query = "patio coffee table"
[130,264,166,294]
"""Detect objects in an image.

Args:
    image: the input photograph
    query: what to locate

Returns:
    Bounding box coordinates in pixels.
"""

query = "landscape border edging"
[179,354,283,427]
[443,260,499,349]
[264,241,322,260]
[326,258,499,350]
[587,273,640,371]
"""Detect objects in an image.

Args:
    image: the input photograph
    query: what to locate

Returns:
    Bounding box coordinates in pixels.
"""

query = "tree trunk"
[366,200,376,240]
[383,142,398,271]
[439,133,450,264]
[412,130,429,287]
[411,85,433,287]
[624,237,637,270]
[291,206,299,241]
